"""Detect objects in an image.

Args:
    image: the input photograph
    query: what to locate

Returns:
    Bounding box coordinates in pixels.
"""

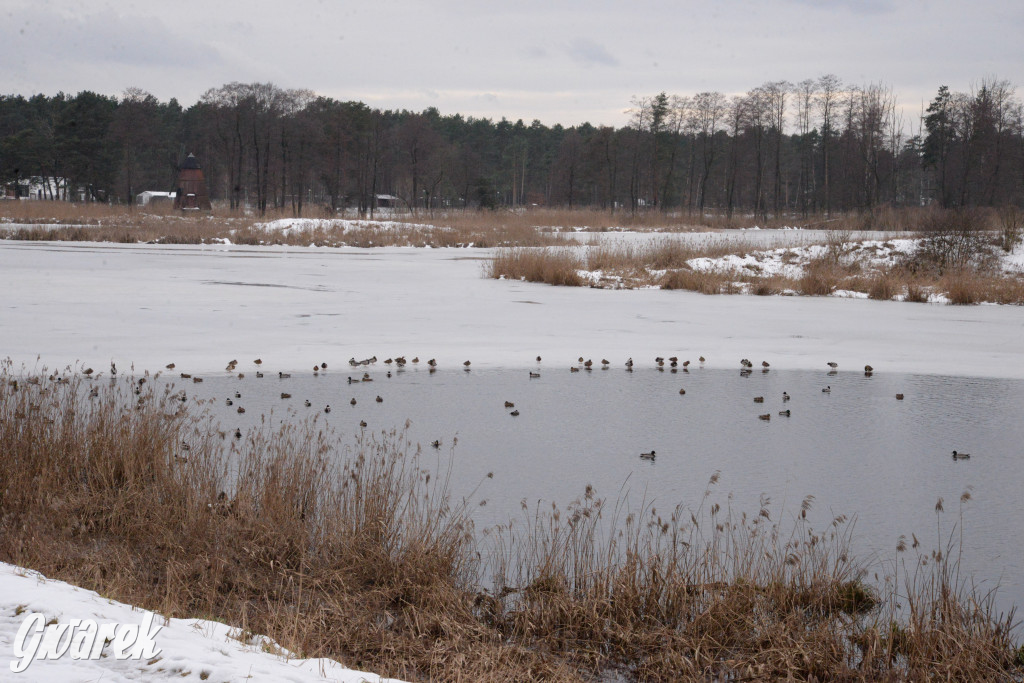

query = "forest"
[0,77,1021,217]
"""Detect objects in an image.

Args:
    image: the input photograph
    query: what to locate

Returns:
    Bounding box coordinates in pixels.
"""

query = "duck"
[762,361,770,368]
[529,371,540,378]
[570,366,580,373]
[510,410,520,417]
[226,398,233,406]
[463,360,472,368]
[864,364,873,372]
[682,360,691,368]
[237,406,245,414]
[822,386,831,393]
[699,356,706,363]
[181,372,192,379]
[281,392,291,399]
[384,358,393,365]
[668,356,678,363]
[321,362,328,370]
[256,371,264,378]
[234,428,242,439]
[536,355,542,362]
[412,357,419,364]
[778,409,791,417]
[237,373,245,379]
[254,359,262,366]
[359,420,367,428]
[428,359,437,367]
[639,451,656,460]
[782,391,790,402]
[165,363,175,370]
[431,439,441,448]
[304,400,311,407]
[753,396,764,403]
[192,377,204,383]
[313,366,320,373]
[758,413,771,421]
[376,395,383,403]
[827,362,838,369]
[601,359,610,366]
[350,398,357,405]
[952,450,971,460]
[625,358,634,369]
[679,388,686,395]
[895,393,904,400]
[279,372,291,379]
[504,401,515,408]
[583,359,593,369]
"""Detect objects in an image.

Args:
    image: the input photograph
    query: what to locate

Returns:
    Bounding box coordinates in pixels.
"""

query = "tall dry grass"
[1,361,1022,680]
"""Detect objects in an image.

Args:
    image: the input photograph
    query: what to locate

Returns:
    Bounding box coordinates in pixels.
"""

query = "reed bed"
[1,361,1022,680]
[488,232,1024,304]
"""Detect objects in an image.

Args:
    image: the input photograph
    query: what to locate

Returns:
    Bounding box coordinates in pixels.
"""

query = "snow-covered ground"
[0,563,405,683]
[2,237,1023,379]
[249,218,441,236]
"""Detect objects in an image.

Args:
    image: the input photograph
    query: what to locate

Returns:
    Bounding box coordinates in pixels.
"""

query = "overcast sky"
[1,0,1021,127]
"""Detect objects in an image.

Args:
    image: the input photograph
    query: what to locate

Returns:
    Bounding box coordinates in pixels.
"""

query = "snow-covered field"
[0,563,405,683]
[250,217,440,236]
[2,236,1023,379]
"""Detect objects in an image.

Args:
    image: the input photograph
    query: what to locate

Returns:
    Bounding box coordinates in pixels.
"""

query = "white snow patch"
[0,562,406,682]
[251,218,438,235]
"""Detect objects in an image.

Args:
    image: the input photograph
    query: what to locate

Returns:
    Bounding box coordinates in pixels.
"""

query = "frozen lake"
[166,364,1024,613]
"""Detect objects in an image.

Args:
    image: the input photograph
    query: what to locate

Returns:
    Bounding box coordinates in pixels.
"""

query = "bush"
[800,258,839,296]
[911,208,997,274]
[867,271,897,301]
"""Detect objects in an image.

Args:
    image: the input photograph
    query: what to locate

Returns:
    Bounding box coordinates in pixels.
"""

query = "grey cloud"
[566,38,618,67]
[0,8,222,69]
[786,0,894,13]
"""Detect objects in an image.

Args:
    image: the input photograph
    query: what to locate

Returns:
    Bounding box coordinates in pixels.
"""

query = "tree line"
[1,77,1021,216]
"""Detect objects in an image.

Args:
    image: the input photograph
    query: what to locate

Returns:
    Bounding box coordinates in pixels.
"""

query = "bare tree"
[816,74,842,216]
[691,92,726,214]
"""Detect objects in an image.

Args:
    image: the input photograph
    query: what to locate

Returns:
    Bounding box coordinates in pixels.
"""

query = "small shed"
[136,191,176,207]
[172,153,212,211]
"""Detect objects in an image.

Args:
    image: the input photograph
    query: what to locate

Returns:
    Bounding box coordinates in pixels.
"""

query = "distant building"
[172,153,212,211]
[373,194,406,210]
[136,191,176,207]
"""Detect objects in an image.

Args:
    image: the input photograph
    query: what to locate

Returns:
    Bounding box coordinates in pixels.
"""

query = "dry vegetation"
[490,208,1024,305]
[0,201,954,249]
[1,361,1022,681]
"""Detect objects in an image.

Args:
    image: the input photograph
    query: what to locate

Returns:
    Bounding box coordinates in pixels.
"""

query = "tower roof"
[180,153,201,170]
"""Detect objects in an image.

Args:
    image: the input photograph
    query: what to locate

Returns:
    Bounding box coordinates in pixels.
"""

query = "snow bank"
[250,218,438,235]
[0,563,406,682]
